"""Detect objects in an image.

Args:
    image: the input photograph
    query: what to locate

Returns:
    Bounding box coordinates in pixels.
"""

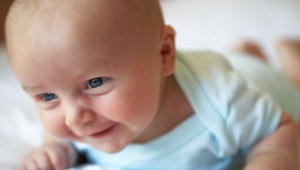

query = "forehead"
[7,3,128,61]
[7,0,163,81]
[9,0,160,55]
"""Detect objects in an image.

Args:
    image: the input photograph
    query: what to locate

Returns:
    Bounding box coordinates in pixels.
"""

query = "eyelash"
[36,77,108,103]
[37,93,58,102]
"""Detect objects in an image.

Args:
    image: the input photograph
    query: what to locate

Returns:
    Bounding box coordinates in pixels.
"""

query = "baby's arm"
[245,112,299,170]
[21,132,78,170]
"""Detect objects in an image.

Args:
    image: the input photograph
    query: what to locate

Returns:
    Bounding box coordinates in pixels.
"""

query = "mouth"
[89,123,117,139]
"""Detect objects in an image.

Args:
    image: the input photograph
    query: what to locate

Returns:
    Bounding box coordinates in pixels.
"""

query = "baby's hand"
[21,142,77,170]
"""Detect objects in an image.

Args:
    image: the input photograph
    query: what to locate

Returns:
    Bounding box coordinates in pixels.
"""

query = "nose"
[65,102,96,127]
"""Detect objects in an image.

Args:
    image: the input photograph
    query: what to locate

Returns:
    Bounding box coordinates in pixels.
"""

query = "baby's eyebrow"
[22,85,45,93]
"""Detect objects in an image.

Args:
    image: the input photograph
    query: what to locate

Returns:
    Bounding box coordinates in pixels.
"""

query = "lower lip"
[89,124,117,139]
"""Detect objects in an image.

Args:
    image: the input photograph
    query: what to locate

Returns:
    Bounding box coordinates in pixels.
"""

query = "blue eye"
[88,77,107,88]
[42,93,58,102]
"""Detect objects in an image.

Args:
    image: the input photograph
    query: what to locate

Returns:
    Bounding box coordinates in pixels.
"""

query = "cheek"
[38,109,71,138]
[102,76,162,129]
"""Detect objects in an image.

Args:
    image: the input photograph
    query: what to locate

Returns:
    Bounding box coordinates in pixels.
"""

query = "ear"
[160,25,176,77]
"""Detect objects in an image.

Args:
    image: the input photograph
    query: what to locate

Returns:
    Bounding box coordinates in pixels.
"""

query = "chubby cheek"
[38,109,73,139]
[103,78,162,132]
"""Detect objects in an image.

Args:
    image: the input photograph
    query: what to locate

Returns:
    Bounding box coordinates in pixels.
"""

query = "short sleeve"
[175,51,282,157]
[214,68,282,153]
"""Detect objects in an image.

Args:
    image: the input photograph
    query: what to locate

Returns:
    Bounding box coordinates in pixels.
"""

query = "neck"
[134,75,194,143]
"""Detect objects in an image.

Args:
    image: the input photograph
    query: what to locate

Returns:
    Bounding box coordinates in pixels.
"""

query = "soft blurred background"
[0,0,300,169]
[160,0,300,67]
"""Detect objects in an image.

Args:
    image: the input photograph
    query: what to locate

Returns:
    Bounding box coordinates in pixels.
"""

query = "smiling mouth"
[89,124,117,139]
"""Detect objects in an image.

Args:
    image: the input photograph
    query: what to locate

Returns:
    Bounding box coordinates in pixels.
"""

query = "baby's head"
[6,0,176,153]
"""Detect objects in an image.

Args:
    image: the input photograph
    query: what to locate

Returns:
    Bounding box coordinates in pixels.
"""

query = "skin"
[231,39,267,62]
[5,0,300,169]
[277,39,300,88]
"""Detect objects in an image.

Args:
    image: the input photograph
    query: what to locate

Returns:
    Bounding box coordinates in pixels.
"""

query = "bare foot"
[276,39,300,88]
[231,40,267,62]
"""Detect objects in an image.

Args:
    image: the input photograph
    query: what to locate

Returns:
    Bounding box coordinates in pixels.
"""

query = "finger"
[63,143,77,166]
[21,159,38,170]
[21,151,40,170]
[46,146,67,170]
[33,150,54,170]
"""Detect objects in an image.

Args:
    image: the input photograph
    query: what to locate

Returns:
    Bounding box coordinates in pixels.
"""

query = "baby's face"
[7,1,171,153]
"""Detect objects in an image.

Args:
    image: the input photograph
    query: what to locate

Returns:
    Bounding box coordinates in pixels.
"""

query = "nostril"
[82,111,96,123]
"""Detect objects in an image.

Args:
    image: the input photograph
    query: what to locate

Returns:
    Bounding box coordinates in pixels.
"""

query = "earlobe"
[160,25,176,77]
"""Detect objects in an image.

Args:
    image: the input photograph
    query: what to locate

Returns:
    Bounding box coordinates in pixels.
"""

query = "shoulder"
[175,51,244,110]
[175,50,282,156]
[176,51,233,72]
[175,51,238,96]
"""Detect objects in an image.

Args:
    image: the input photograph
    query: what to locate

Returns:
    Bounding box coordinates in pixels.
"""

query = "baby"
[5,0,300,169]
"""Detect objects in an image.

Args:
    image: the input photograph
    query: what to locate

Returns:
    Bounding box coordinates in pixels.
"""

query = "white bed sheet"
[0,46,43,169]
[1,0,300,169]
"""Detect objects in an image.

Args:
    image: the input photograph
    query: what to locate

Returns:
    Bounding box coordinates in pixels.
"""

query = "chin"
[86,126,135,153]
[91,141,129,154]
